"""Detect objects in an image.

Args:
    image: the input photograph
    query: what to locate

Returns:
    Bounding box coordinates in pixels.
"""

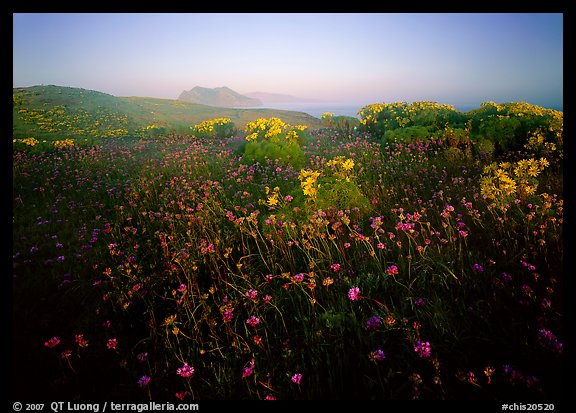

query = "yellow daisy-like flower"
[342,158,355,171]
[267,195,279,207]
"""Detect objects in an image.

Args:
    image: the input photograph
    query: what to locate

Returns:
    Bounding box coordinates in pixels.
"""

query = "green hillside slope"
[13,85,323,140]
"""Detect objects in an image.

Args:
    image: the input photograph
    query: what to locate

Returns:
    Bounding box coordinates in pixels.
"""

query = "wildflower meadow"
[12,100,564,402]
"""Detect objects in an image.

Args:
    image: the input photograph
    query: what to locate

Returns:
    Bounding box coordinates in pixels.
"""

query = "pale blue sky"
[13,13,563,108]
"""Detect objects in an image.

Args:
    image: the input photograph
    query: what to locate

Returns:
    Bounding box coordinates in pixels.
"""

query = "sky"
[13,13,563,109]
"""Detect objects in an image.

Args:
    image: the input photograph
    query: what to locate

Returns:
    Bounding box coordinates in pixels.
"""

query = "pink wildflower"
[348,287,360,301]
[176,363,195,378]
[43,336,60,348]
[291,373,302,384]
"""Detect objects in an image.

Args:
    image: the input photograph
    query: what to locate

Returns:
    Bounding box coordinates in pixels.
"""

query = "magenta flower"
[291,373,302,384]
[175,391,188,400]
[472,263,484,273]
[75,334,88,348]
[43,336,61,348]
[348,287,360,301]
[330,263,341,272]
[177,284,187,293]
[293,273,305,282]
[242,359,255,378]
[386,265,399,276]
[414,340,432,358]
[246,315,261,326]
[223,310,234,323]
[136,352,149,362]
[245,289,258,299]
[137,375,151,388]
[106,338,118,349]
[176,362,195,378]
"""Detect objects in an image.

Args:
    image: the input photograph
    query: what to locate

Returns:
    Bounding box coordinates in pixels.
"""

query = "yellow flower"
[267,194,279,207]
[342,158,355,171]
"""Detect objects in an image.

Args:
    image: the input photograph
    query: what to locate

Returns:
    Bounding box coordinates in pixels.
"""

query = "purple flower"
[137,375,151,388]
[414,297,425,307]
[136,352,149,362]
[291,373,302,384]
[176,363,195,378]
[501,272,512,282]
[538,328,563,353]
[348,287,360,301]
[242,359,255,378]
[472,263,484,273]
[368,349,386,362]
[366,316,381,331]
[414,340,432,358]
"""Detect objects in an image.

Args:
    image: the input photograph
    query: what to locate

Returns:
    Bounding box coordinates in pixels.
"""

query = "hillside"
[178,86,262,107]
[12,85,324,140]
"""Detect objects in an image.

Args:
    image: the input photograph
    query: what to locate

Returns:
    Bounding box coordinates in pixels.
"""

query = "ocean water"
[242,103,365,119]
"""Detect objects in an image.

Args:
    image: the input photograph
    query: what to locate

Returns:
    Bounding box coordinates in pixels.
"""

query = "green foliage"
[467,101,563,155]
[244,139,305,168]
[359,100,562,158]
[384,125,431,143]
[315,175,371,214]
[358,101,466,138]
[242,117,308,168]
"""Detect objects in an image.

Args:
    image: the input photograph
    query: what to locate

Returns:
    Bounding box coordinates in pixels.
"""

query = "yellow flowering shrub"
[245,117,307,144]
[243,118,307,167]
[480,157,549,205]
[473,101,563,154]
[358,101,464,138]
[299,156,370,214]
[191,118,235,139]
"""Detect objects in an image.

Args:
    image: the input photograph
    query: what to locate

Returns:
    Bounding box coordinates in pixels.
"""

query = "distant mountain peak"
[178,86,262,108]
